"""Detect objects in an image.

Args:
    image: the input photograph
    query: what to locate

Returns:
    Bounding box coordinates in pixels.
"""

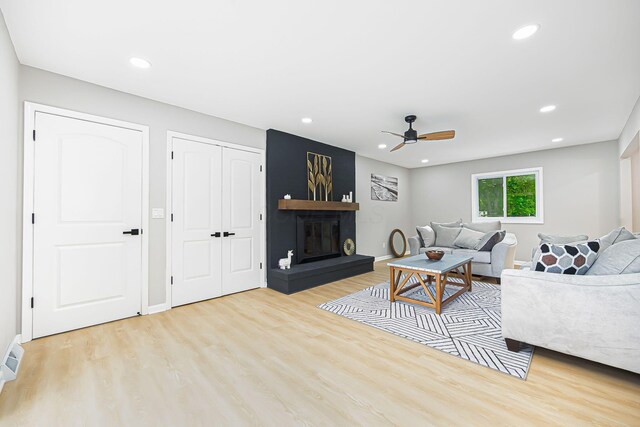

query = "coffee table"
[388,254,473,314]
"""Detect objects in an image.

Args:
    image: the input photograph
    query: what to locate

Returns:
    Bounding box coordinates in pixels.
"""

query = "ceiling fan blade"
[381,131,406,139]
[390,142,405,152]
[418,130,456,140]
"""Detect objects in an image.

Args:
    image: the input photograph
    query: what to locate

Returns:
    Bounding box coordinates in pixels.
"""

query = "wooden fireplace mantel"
[277,199,359,211]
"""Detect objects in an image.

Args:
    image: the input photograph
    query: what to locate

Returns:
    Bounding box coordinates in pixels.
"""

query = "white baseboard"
[375,249,411,263]
[147,303,169,315]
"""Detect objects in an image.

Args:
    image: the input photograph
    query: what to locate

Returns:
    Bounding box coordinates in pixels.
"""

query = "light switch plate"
[152,208,165,219]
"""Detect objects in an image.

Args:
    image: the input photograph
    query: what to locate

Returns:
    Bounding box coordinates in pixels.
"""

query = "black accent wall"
[266,129,357,286]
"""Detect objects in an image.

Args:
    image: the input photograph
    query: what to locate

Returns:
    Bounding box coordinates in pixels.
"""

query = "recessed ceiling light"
[129,57,151,69]
[301,117,313,124]
[378,144,387,149]
[421,159,429,164]
[539,105,556,113]
[513,24,540,40]
[552,137,563,142]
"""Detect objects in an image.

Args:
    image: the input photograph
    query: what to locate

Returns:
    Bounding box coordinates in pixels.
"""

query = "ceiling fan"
[382,115,455,152]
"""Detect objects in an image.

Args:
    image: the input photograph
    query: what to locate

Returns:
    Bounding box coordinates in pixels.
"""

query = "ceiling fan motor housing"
[404,115,418,141]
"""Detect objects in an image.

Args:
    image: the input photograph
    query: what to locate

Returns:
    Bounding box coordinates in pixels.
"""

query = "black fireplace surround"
[296,215,340,264]
[266,129,374,294]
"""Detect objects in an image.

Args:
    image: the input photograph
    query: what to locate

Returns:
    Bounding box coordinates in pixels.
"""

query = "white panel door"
[33,112,143,338]
[171,138,223,306]
[221,148,262,295]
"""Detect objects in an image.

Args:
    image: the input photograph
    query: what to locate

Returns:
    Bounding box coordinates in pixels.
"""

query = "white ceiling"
[2,0,639,168]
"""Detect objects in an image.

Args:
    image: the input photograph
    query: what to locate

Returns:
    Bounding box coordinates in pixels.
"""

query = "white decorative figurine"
[284,194,292,200]
[279,250,294,270]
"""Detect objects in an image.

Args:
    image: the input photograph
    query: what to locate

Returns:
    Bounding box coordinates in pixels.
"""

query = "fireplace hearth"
[296,215,340,263]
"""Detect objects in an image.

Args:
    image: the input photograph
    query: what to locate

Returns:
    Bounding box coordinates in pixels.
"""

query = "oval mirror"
[389,229,406,258]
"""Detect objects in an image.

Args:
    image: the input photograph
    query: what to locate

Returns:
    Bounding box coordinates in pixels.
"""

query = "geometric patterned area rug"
[318,278,534,379]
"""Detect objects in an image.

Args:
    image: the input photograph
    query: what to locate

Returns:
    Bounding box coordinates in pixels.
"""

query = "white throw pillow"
[431,223,462,248]
[431,219,462,228]
[538,233,589,244]
[453,227,485,249]
[416,225,436,247]
[586,239,640,275]
[598,227,636,253]
[463,221,501,233]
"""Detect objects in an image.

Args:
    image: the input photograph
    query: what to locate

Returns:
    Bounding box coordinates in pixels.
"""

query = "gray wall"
[619,95,640,156]
[409,141,620,261]
[356,155,412,258]
[19,66,266,307]
[0,11,19,354]
[618,95,640,231]
[632,150,640,230]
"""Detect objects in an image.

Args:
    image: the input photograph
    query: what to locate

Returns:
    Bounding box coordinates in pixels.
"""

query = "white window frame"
[471,167,544,224]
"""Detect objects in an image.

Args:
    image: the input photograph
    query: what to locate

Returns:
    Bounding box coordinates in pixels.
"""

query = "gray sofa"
[502,268,640,374]
[408,232,518,280]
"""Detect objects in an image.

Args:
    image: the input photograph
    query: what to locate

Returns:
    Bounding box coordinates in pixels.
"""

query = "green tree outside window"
[476,173,538,218]
[478,177,503,217]
[506,174,536,217]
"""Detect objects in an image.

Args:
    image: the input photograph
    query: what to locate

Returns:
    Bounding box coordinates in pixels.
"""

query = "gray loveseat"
[502,269,640,374]
[408,226,517,281]
[501,228,640,374]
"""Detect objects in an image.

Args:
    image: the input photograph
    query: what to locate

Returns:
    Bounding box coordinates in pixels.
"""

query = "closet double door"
[171,137,262,307]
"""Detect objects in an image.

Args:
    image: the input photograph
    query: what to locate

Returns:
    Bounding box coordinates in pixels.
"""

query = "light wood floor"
[1,261,639,426]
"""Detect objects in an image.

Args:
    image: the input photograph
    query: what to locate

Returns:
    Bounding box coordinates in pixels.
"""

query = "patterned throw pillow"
[534,240,600,275]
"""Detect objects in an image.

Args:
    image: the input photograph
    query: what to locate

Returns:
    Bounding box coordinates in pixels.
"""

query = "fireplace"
[296,215,340,263]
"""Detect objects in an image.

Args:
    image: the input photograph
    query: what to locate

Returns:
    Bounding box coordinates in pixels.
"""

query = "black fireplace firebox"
[296,215,340,263]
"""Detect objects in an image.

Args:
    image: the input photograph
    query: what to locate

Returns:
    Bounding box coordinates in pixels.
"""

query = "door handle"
[123,229,140,235]
[211,232,221,238]
[223,232,235,237]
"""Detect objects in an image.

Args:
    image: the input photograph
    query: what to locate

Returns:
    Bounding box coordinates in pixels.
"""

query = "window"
[471,167,543,223]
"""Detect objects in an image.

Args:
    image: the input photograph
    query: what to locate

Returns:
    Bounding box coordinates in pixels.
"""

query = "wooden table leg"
[389,267,396,302]
[435,272,442,314]
[466,261,472,291]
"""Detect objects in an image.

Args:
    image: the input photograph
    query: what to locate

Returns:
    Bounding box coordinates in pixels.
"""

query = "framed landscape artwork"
[371,173,398,201]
